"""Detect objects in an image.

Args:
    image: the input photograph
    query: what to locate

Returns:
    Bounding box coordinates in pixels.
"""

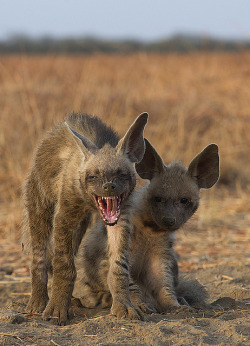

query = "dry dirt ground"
[0,193,249,346]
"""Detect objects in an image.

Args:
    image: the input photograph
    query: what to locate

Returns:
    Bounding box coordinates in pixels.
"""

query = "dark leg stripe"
[113,271,128,278]
[115,260,129,271]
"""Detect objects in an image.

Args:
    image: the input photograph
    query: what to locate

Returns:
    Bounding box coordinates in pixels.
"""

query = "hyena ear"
[135,139,165,180]
[65,122,98,156]
[117,112,148,163]
[187,144,220,189]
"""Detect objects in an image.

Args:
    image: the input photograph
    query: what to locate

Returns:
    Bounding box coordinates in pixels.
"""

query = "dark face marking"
[145,167,200,232]
[149,193,199,231]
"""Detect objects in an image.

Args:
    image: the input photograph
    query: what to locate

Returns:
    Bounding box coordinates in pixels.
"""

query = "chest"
[129,223,174,278]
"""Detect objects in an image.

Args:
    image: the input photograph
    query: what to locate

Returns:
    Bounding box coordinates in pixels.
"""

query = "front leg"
[149,252,180,313]
[107,218,144,320]
[43,206,87,325]
[129,279,156,314]
[157,284,180,312]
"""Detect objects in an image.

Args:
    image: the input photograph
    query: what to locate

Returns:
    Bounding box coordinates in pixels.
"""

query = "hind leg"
[43,207,91,325]
[78,250,111,308]
[26,209,52,313]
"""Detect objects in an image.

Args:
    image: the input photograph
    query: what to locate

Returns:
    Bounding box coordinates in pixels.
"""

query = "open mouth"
[93,193,126,226]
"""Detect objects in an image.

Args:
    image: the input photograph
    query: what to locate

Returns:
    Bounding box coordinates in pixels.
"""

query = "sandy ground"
[0,194,249,345]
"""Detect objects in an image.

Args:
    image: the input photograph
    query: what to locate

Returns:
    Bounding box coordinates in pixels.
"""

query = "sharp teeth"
[95,194,124,225]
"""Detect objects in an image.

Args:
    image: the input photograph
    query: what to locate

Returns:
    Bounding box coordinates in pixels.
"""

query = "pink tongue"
[106,198,118,216]
[107,198,112,215]
[95,196,121,225]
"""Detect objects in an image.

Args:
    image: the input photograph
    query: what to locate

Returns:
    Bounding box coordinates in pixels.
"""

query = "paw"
[166,302,182,312]
[130,296,156,314]
[179,304,192,311]
[43,298,73,325]
[138,302,156,314]
[26,294,48,313]
[173,304,194,314]
[129,291,155,314]
[157,299,181,313]
[111,299,144,320]
[80,295,99,308]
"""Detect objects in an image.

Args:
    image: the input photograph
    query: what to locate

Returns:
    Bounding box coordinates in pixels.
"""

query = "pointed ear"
[65,122,98,156]
[136,139,165,180]
[117,112,148,163]
[187,144,220,189]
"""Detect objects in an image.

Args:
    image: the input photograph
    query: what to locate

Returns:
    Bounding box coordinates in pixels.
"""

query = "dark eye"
[88,175,98,180]
[180,198,190,205]
[154,197,162,203]
[116,169,129,179]
[119,173,128,179]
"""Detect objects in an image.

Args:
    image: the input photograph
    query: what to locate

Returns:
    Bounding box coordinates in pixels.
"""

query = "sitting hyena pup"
[22,112,148,325]
[77,139,219,313]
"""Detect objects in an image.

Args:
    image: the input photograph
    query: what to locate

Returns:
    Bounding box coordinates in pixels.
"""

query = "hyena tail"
[176,276,209,308]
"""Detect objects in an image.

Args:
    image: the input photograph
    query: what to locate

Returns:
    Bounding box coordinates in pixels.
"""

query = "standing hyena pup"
[77,139,219,313]
[22,112,148,325]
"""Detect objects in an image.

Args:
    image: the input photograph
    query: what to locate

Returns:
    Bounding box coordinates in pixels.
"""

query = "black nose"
[103,182,116,193]
[163,217,176,227]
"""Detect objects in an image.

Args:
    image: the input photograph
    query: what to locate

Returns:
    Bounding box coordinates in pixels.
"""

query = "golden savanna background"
[1,53,249,243]
[0,52,249,344]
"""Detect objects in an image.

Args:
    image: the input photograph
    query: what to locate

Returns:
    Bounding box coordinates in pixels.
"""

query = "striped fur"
[22,112,148,325]
[77,140,219,313]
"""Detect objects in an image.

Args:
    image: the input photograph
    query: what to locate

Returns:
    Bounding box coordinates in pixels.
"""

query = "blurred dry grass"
[0,52,249,241]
